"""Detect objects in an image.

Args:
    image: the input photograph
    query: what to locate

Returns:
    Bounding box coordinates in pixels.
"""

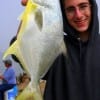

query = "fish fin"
[17,0,40,37]
[3,41,19,60]
[22,0,39,21]
[3,40,31,74]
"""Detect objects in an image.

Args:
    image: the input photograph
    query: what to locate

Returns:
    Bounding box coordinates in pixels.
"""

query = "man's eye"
[80,5,88,9]
[79,4,90,9]
[66,8,75,13]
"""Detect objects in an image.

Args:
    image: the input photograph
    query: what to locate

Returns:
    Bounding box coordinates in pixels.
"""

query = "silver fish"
[3,0,66,99]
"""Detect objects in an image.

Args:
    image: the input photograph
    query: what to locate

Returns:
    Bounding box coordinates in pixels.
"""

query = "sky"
[0,0,25,52]
[0,0,100,53]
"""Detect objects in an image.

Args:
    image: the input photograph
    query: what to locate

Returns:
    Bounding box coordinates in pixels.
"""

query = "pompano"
[3,0,66,100]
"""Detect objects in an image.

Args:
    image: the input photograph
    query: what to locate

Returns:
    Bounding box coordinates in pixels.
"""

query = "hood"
[60,0,99,42]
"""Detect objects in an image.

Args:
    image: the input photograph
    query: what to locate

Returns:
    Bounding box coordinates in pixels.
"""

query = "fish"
[3,0,66,100]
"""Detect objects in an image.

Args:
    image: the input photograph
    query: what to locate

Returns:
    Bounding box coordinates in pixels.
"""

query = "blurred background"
[0,0,25,77]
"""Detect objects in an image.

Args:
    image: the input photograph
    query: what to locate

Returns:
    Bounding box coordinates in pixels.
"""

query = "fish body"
[3,0,66,100]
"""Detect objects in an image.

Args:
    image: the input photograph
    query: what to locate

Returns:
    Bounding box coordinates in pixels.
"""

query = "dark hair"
[3,59,12,66]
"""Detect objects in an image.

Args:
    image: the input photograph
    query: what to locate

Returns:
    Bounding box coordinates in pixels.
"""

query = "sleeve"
[3,68,15,82]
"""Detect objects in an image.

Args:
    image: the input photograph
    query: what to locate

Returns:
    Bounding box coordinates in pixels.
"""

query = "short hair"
[3,59,12,65]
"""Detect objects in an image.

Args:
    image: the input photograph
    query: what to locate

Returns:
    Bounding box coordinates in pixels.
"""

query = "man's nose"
[74,7,83,18]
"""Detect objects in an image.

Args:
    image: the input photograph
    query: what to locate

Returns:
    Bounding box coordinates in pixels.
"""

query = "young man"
[0,59,16,100]
[43,0,100,100]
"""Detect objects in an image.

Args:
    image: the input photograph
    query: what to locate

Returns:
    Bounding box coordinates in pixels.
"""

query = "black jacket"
[43,0,100,100]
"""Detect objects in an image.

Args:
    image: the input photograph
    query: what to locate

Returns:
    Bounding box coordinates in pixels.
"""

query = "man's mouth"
[75,19,87,27]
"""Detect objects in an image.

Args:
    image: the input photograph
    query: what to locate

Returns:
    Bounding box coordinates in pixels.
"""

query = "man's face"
[64,0,91,33]
[5,63,10,68]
